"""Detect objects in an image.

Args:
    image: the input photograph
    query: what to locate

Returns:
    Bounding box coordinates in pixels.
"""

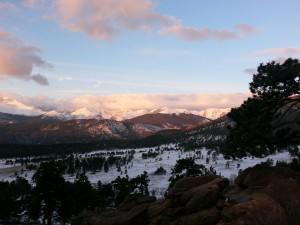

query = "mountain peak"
[0,96,230,120]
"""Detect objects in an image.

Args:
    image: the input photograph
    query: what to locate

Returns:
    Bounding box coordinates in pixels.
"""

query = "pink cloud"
[254,47,300,55]
[22,0,48,9]
[235,24,259,35]
[159,24,259,41]
[24,0,259,41]
[48,0,177,40]
[0,29,51,85]
[0,92,251,113]
[0,2,16,10]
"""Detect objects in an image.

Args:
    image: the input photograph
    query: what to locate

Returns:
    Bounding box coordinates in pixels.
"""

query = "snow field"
[0,145,294,198]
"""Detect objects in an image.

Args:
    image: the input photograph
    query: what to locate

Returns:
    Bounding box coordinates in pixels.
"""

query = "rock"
[165,207,185,216]
[215,222,226,225]
[215,199,225,210]
[183,207,220,225]
[180,178,229,206]
[137,196,157,204]
[118,194,156,211]
[72,166,300,225]
[235,164,296,188]
[229,193,288,225]
[105,203,150,225]
[264,178,300,224]
[184,184,220,213]
[220,207,234,222]
[148,200,166,218]
[209,178,230,191]
[168,175,218,197]
[227,194,252,205]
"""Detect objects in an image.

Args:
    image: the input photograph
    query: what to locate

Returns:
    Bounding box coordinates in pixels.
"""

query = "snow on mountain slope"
[0,96,230,121]
[199,108,231,120]
[109,109,148,121]
[70,107,103,119]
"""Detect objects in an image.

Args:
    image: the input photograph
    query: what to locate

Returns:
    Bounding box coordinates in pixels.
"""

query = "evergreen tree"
[104,161,109,173]
[31,161,65,225]
[223,58,300,159]
[168,158,213,188]
[72,172,97,214]
[97,183,115,208]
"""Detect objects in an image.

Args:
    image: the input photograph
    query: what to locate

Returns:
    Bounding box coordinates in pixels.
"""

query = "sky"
[0,0,300,112]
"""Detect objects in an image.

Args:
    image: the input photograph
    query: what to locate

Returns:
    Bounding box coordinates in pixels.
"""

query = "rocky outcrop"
[71,165,300,225]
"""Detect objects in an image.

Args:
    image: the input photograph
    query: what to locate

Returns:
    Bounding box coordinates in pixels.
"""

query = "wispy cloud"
[138,48,196,57]
[254,47,300,55]
[47,0,177,40]
[158,24,259,41]
[22,0,259,42]
[0,29,51,85]
[0,2,16,11]
[22,0,48,9]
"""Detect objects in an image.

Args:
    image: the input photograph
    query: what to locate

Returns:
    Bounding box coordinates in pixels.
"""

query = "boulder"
[118,194,156,211]
[220,207,234,222]
[184,184,220,213]
[183,207,220,225]
[227,194,252,206]
[180,178,229,206]
[235,164,295,188]
[168,175,218,197]
[148,200,166,218]
[72,166,300,225]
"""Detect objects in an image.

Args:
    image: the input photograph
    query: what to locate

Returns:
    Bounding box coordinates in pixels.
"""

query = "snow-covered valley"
[0,146,293,198]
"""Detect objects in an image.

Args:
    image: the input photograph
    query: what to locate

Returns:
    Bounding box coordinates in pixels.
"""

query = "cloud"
[138,48,195,57]
[0,92,251,115]
[30,74,49,86]
[48,0,176,40]
[0,94,44,116]
[0,2,16,11]
[22,0,48,9]
[158,24,259,41]
[244,68,257,75]
[24,0,259,41]
[254,47,300,55]
[235,24,259,36]
[0,29,51,85]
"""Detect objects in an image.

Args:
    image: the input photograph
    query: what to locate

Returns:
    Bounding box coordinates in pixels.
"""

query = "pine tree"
[31,161,65,225]
[223,58,300,159]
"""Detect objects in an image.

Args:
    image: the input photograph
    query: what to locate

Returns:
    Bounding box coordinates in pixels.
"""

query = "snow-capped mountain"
[0,96,230,121]
[0,111,210,144]
[69,107,103,120]
[198,108,231,120]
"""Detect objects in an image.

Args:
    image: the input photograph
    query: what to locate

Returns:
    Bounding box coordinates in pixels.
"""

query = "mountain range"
[0,96,230,120]
[0,112,210,144]
[0,96,232,145]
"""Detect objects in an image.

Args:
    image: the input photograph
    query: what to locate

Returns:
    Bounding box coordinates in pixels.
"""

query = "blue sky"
[0,0,300,101]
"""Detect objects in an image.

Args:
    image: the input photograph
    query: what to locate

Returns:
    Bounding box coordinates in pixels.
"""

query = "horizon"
[0,91,247,117]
